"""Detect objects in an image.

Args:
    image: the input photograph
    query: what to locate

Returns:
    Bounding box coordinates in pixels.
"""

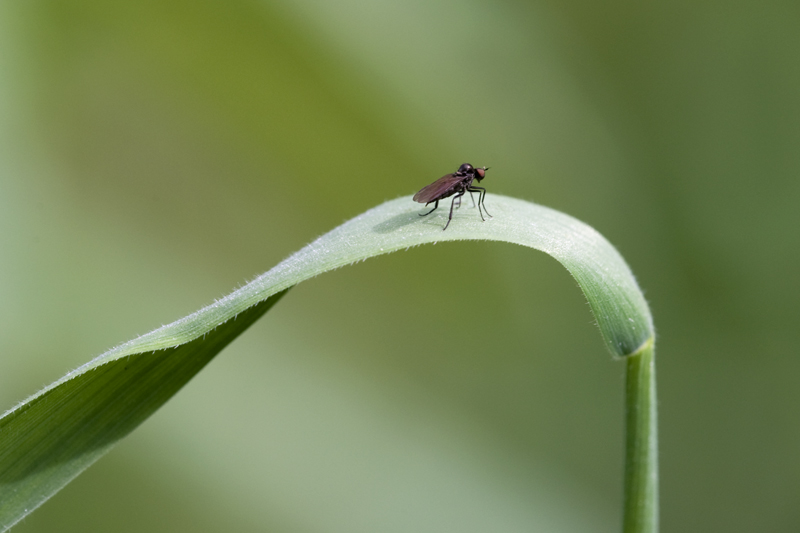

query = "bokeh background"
[1,0,799,531]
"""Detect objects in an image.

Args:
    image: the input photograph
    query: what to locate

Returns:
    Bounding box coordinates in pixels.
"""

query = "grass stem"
[623,338,658,533]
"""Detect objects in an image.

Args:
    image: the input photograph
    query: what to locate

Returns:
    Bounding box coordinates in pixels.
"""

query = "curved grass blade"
[0,292,287,530]
[0,194,655,531]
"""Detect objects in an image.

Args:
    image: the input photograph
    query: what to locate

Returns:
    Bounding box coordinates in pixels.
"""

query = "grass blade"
[0,292,287,530]
[0,194,655,530]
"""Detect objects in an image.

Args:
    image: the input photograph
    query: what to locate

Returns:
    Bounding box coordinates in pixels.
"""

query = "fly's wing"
[413,174,461,204]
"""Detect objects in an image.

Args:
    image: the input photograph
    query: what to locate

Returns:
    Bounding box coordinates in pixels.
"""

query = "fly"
[413,163,491,230]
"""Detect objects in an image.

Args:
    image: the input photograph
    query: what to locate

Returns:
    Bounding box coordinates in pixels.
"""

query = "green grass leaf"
[0,194,655,531]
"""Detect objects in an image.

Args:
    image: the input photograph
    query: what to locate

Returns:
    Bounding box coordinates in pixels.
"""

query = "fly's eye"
[458,163,473,174]
[475,168,486,179]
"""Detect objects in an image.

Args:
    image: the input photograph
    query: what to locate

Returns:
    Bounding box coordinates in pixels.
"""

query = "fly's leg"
[420,200,439,216]
[443,192,465,230]
[466,187,485,221]
[468,186,491,219]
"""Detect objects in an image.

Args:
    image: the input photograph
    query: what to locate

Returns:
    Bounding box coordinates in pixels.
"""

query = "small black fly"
[413,163,491,230]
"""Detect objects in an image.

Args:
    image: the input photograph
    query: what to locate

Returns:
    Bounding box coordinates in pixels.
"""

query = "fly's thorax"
[457,163,474,175]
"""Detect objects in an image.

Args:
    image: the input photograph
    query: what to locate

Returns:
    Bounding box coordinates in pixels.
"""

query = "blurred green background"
[1,0,798,531]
